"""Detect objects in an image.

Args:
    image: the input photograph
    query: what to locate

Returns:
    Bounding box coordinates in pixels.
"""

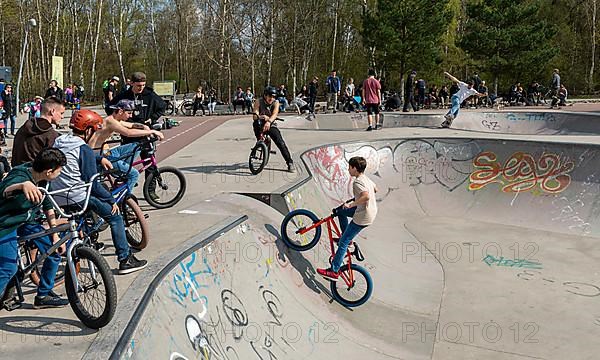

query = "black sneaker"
[366,126,373,131]
[33,294,69,309]
[287,163,296,173]
[119,254,148,275]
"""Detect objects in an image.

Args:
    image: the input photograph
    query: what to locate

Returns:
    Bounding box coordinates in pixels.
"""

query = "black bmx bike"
[248,117,284,175]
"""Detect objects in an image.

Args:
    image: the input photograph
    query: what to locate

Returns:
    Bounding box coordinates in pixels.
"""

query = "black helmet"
[264,86,277,97]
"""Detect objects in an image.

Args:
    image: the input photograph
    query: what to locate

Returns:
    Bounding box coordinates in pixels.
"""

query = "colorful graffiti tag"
[469,151,575,193]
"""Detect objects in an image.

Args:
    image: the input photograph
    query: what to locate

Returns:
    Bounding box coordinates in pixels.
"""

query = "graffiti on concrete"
[482,254,543,269]
[169,252,220,308]
[469,151,575,193]
[304,146,352,203]
[517,270,600,297]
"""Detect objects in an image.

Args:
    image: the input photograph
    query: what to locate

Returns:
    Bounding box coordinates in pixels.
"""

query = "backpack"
[102,79,109,91]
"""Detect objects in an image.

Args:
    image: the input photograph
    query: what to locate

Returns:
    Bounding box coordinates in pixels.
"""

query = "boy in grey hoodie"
[53,110,147,274]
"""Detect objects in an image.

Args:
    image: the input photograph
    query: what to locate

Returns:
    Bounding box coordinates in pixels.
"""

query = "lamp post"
[16,18,37,110]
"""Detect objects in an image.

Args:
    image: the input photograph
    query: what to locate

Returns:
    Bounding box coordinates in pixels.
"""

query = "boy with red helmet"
[52,109,147,274]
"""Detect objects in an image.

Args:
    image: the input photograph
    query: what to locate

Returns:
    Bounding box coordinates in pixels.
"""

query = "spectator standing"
[550,68,561,109]
[276,84,289,112]
[1,84,17,136]
[362,69,382,131]
[344,78,355,112]
[325,70,341,113]
[44,80,63,101]
[308,76,318,119]
[416,78,426,109]
[11,97,64,166]
[103,76,120,115]
[403,70,417,112]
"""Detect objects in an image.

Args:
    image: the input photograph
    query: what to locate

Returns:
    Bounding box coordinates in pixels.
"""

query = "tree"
[361,0,452,96]
[459,0,557,95]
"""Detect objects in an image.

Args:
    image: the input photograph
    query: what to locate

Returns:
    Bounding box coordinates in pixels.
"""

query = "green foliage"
[459,0,557,93]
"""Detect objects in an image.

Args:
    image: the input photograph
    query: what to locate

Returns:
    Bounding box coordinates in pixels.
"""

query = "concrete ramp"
[280,111,600,135]
[87,136,600,360]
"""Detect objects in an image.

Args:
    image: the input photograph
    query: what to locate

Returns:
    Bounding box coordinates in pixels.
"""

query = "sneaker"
[317,267,339,281]
[366,126,373,131]
[118,254,148,275]
[287,163,296,173]
[33,294,69,309]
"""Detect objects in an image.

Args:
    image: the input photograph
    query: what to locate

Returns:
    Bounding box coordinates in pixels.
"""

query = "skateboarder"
[441,71,486,128]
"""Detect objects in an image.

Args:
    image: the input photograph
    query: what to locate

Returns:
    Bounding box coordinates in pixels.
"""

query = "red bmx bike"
[280,203,373,307]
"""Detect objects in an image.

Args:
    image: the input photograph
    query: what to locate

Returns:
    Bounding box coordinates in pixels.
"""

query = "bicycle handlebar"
[38,173,100,219]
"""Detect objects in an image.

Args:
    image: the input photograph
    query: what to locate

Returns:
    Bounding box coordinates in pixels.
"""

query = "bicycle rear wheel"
[179,100,194,116]
[143,166,187,209]
[330,263,373,307]
[65,246,117,329]
[122,197,149,250]
[280,209,321,251]
[249,141,269,175]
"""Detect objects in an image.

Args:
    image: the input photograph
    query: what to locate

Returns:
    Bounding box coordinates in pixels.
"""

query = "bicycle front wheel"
[143,166,187,209]
[249,141,269,175]
[280,209,322,251]
[65,246,117,329]
[330,263,373,307]
[179,100,194,116]
[122,197,149,250]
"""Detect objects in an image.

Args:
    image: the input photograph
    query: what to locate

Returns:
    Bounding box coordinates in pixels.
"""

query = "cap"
[34,96,44,101]
[109,99,135,111]
[111,76,120,82]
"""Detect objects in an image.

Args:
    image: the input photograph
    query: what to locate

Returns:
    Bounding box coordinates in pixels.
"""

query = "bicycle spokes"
[285,214,316,247]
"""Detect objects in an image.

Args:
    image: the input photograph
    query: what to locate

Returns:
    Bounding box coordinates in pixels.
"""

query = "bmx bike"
[280,202,373,307]
[0,174,118,329]
[248,117,284,175]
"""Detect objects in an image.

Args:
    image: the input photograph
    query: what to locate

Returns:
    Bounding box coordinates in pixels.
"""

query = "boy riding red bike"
[317,156,378,281]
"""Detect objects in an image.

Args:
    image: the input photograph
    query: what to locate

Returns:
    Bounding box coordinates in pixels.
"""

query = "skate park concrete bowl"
[84,118,600,360]
[280,110,600,135]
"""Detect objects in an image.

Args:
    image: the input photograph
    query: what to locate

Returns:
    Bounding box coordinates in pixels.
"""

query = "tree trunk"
[90,0,103,98]
[52,0,61,57]
[331,0,340,70]
[35,0,47,81]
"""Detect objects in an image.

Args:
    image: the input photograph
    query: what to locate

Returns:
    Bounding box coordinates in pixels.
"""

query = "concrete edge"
[82,215,248,360]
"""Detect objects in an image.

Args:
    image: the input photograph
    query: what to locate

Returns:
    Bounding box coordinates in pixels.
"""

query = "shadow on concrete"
[180,163,251,177]
[0,316,97,338]
[264,223,334,302]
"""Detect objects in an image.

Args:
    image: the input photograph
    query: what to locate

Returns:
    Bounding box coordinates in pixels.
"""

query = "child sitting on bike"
[317,156,378,281]
[252,86,295,173]
[88,99,164,193]
[52,110,147,275]
[0,148,70,308]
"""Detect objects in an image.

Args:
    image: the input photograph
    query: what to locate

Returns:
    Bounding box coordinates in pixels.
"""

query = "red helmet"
[70,109,103,132]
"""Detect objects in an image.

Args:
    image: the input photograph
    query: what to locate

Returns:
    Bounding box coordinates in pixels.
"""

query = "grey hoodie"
[52,134,113,206]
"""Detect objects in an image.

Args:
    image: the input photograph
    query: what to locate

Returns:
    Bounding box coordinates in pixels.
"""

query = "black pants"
[233,100,245,113]
[403,93,417,112]
[308,96,316,113]
[252,121,292,165]
[193,99,205,115]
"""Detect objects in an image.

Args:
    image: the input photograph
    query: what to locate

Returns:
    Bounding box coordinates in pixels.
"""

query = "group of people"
[0,71,169,311]
[510,70,567,108]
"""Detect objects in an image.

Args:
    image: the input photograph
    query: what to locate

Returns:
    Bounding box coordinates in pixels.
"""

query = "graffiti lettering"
[221,289,249,340]
[516,270,600,297]
[482,254,542,269]
[169,253,215,307]
[469,151,574,193]
[481,120,501,131]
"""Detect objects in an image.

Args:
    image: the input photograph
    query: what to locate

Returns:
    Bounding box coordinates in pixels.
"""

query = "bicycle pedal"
[270,150,277,154]
[144,214,149,219]
[352,243,365,262]
[3,298,22,311]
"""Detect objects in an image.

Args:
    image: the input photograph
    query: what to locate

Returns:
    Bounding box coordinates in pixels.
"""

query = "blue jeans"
[446,95,460,118]
[105,143,140,193]
[332,206,367,273]
[88,196,130,262]
[0,225,61,298]
[3,114,16,134]
[278,97,289,112]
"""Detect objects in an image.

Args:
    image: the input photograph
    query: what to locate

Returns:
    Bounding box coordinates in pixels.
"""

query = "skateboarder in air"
[441,71,486,128]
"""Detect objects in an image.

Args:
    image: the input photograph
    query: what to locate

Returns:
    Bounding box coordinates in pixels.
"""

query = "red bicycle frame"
[297,214,356,287]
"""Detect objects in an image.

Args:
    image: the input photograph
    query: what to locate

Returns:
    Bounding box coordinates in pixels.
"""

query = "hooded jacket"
[0,164,52,238]
[110,86,166,144]
[11,117,59,167]
[52,134,113,206]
